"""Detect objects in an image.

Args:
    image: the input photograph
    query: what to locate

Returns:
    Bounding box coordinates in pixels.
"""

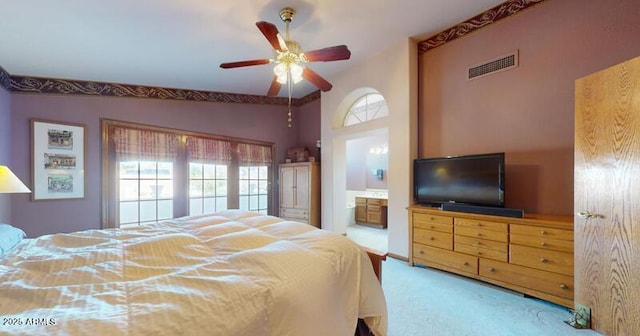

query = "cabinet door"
[280,166,296,208]
[367,205,381,224]
[293,166,310,209]
[355,204,367,223]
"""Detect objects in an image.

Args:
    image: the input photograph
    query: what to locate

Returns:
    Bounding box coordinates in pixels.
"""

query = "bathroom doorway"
[345,131,389,252]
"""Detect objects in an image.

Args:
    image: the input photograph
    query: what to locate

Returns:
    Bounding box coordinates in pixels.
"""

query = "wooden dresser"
[408,205,574,307]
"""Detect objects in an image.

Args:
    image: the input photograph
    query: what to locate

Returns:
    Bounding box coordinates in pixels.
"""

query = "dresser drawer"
[455,243,508,262]
[510,245,573,276]
[280,208,309,219]
[455,218,508,232]
[455,235,508,252]
[414,228,453,250]
[479,259,574,300]
[413,217,453,233]
[413,244,477,275]
[510,234,573,253]
[510,224,573,241]
[455,226,508,242]
[413,213,453,226]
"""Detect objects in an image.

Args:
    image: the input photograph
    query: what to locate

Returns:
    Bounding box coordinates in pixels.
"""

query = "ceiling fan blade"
[220,59,271,69]
[267,76,282,97]
[302,68,333,92]
[256,21,284,52]
[304,45,351,62]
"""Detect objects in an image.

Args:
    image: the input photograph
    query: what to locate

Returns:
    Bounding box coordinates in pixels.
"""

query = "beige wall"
[420,0,640,215]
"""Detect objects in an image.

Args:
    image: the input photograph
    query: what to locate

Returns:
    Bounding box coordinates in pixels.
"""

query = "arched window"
[343,93,388,126]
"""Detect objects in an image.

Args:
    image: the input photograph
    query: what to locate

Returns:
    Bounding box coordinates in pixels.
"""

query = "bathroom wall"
[346,133,388,191]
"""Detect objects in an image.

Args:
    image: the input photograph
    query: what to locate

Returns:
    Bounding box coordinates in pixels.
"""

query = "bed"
[0,210,387,335]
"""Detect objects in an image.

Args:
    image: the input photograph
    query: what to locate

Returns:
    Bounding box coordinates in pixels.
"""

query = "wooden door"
[574,56,640,335]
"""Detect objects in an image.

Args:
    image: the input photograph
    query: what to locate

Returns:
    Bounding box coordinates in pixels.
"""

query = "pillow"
[0,223,26,255]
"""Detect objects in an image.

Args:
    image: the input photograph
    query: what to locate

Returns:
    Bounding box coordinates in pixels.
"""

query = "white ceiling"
[0,0,505,98]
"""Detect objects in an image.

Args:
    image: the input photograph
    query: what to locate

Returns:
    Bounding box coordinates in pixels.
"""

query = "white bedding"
[0,210,387,335]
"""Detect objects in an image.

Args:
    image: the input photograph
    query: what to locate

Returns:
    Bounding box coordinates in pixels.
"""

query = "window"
[189,163,227,216]
[102,120,274,229]
[343,93,388,126]
[119,161,174,227]
[239,166,268,214]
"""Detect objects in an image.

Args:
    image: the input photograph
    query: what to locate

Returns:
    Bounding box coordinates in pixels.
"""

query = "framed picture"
[31,119,86,200]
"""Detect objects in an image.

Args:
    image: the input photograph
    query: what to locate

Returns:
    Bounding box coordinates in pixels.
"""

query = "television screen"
[414,152,505,207]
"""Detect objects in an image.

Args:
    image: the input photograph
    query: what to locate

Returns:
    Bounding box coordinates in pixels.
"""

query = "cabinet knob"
[488,267,495,272]
[560,284,569,290]
[419,250,424,254]
[429,237,435,241]
[540,242,547,247]
[476,233,482,237]
[463,262,470,266]
[430,225,435,229]
[540,230,547,235]
[540,258,548,263]
[477,251,483,256]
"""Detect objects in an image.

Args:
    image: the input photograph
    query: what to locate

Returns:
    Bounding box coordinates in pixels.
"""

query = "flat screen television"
[413,152,505,208]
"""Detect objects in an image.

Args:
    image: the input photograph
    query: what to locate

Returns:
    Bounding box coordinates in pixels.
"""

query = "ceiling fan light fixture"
[289,63,304,84]
[274,63,288,84]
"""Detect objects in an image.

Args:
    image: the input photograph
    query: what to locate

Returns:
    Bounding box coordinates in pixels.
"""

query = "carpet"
[381,258,602,336]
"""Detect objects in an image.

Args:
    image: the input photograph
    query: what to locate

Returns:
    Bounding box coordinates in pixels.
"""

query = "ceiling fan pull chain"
[287,71,293,127]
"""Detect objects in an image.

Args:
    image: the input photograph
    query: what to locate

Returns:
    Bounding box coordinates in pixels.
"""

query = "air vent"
[468,51,518,80]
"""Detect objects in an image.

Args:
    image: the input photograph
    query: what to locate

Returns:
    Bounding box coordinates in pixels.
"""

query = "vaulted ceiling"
[0,0,505,98]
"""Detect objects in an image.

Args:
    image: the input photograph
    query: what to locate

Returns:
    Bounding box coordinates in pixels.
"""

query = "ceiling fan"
[219,7,351,97]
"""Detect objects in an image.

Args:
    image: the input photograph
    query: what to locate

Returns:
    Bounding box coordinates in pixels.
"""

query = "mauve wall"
[0,87,10,222]
[10,93,308,237]
[346,134,388,191]
[420,0,640,215]
[293,97,321,160]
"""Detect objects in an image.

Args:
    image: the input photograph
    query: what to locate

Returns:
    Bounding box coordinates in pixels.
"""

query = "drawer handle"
[540,242,547,247]
[476,233,482,237]
[540,230,547,235]
[430,225,435,229]
[429,237,435,241]
[488,267,495,273]
[540,258,548,263]
[419,250,424,254]
[476,223,482,227]
[560,284,569,290]
[477,251,483,256]
[463,262,469,266]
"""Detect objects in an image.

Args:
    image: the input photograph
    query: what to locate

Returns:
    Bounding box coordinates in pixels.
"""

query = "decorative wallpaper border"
[418,0,546,54]
[0,66,11,91]
[5,73,318,106]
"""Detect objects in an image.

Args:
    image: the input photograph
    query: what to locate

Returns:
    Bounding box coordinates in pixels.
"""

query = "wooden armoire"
[574,56,640,335]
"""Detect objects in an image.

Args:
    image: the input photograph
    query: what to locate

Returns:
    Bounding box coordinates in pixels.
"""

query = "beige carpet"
[380,258,603,336]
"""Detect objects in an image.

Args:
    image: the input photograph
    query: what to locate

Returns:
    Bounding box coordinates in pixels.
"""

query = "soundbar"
[441,203,524,218]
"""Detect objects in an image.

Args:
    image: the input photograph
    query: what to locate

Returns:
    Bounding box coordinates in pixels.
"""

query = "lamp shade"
[0,166,31,193]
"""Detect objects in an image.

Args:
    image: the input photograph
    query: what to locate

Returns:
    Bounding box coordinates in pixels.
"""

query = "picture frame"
[31,119,86,200]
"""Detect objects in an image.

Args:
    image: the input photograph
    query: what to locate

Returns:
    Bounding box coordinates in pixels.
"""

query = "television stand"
[408,205,573,307]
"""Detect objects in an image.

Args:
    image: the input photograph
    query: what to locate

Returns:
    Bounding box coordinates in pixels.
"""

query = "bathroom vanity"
[355,196,388,229]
